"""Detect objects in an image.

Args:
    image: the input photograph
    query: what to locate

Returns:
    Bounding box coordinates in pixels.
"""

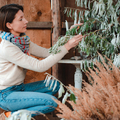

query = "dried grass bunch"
[54,55,120,120]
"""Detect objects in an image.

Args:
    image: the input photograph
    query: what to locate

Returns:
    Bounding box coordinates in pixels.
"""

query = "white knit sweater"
[0,40,68,90]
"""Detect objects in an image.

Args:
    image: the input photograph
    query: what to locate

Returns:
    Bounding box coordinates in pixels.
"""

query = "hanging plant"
[44,73,76,104]
[49,0,120,69]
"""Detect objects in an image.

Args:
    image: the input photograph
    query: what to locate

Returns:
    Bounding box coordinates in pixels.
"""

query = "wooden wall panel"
[25,29,51,83]
[0,0,7,6]
[23,0,51,21]
[24,0,52,83]
[6,0,23,5]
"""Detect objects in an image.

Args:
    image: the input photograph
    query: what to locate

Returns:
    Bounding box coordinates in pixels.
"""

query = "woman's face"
[7,10,28,36]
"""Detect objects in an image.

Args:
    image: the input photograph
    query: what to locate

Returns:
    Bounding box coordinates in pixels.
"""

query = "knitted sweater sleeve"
[2,41,68,72]
[29,41,50,58]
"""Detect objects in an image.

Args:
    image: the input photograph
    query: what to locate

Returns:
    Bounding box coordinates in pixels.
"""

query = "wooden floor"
[33,112,60,120]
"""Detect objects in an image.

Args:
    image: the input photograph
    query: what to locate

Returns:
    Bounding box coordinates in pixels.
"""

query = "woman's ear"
[6,22,12,30]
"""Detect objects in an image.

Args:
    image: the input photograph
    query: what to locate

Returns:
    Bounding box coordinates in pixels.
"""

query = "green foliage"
[70,94,76,103]
[50,0,120,68]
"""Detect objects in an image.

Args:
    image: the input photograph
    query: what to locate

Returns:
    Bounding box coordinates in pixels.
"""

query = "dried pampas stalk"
[54,55,120,120]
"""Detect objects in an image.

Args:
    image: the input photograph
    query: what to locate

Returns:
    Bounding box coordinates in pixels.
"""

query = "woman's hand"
[65,34,83,51]
[70,23,83,30]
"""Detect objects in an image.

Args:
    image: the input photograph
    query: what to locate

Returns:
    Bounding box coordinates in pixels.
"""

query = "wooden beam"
[62,22,74,29]
[52,0,61,78]
[27,21,74,29]
[27,21,52,29]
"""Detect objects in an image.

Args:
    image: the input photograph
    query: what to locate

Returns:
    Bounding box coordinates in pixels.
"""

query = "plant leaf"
[62,92,70,104]
[70,93,76,103]
[58,84,65,98]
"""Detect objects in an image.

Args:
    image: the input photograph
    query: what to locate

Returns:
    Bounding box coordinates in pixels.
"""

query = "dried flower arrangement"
[53,54,120,120]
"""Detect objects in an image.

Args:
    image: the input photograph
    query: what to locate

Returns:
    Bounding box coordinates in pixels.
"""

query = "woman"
[0,4,83,119]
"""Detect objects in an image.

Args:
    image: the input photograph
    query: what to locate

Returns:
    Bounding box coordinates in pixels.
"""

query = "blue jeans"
[0,80,60,116]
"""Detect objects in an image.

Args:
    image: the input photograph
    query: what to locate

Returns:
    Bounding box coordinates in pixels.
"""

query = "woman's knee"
[51,96,58,108]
